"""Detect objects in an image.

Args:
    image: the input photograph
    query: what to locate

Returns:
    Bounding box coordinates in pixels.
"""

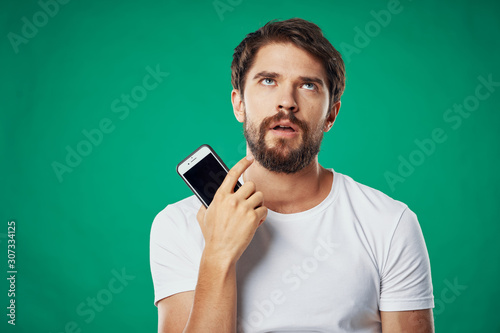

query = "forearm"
[183,251,237,333]
[181,156,265,332]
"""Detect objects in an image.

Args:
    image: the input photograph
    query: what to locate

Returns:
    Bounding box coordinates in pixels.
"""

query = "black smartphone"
[176,144,242,207]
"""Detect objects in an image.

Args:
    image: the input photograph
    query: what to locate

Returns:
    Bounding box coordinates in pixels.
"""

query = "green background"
[1,0,499,332]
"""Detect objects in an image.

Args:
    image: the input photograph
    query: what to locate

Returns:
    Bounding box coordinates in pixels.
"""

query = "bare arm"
[157,258,236,333]
[157,156,267,333]
[157,291,194,332]
[381,309,434,333]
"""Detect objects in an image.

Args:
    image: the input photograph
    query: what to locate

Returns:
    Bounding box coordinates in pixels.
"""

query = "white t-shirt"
[150,169,434,332]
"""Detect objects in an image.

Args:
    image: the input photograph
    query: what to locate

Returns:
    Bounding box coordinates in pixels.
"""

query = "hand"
[196,156,267,265]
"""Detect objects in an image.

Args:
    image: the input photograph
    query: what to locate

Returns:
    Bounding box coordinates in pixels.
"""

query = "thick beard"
[243,111,325,174]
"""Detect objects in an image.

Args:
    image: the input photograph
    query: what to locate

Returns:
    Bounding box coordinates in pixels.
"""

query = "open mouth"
[272,125,296,132]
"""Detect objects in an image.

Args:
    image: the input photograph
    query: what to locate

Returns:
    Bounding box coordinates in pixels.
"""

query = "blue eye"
[262,78,275,85]
[303,83,315,90]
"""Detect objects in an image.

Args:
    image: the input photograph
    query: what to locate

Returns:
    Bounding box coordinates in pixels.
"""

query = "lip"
[269,120,299,132]
[269,128,299,138]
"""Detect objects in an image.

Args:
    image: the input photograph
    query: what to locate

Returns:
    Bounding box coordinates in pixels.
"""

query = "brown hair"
[231,18,346,108]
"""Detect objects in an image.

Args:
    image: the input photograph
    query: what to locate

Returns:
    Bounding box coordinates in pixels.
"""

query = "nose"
[277,85,298,113]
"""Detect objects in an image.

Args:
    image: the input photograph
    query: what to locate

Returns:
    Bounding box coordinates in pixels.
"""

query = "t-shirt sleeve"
[379,207,434,311]
[149,204,201,306]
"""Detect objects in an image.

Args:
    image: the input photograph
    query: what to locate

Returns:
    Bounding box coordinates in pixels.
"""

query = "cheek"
[245,96,264,112]
[243,100,267,124]
[300,92,328,109]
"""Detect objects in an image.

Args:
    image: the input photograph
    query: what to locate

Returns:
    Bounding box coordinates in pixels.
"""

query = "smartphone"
[177,144,242,207]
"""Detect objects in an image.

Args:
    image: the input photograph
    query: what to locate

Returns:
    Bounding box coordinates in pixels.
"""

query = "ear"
[231,89,245,123]
[323,100,341,132]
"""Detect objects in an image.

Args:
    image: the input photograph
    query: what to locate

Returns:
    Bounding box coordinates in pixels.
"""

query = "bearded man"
[150,18,434,333]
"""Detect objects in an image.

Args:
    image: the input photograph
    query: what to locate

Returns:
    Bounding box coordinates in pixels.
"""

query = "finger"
[246,190,264,209]
[196,204,206,224]
[220,156,254,193]
[255,206,268,226]
[233,181,257,200]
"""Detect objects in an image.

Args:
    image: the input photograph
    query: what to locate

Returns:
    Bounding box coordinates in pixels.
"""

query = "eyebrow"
[252,71,325,87]
[299,76,325,87]
[253,71,280,80]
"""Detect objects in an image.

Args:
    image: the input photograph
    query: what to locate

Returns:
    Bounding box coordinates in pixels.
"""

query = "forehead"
[247,42,327,81]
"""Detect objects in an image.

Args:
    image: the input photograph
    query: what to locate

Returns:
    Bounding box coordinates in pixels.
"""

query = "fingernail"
[246,155,254,161]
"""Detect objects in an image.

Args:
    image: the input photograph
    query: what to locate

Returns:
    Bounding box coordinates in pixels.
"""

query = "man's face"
[233,42,337,173]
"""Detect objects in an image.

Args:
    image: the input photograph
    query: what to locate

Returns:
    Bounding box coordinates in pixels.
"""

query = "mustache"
[260,111,308,132]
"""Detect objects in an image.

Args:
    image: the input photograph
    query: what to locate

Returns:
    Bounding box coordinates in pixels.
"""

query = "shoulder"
[333,171,430,283]
[150,195,202,239]
[335,170,409,219]
[333,170,416,242]
[149,196,204,305]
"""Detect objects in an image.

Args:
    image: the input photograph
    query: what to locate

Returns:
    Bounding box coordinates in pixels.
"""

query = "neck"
[243,153,333,214]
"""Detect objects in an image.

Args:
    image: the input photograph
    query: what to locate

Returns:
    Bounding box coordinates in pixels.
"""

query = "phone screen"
[183,153,230,207]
